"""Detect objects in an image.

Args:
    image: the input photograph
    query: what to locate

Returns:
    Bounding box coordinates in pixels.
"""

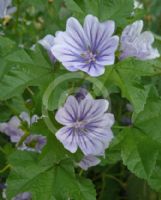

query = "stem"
[79,169,83,176]
[104,174,126,189]
[16,0,20,31]
[98,174,106,200]
[27,87,34,96]
[113,125,129,129]
[0,164,12,174]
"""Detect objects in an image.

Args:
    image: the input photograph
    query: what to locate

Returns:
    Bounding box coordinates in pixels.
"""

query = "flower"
[18,134,47,153]
[12,192,32,200]
[0,116,24,143]
[0,112,39,143]
[78,155,100,170]
[38,34,56,63]
[0,112,46,153]
[51,15,119,77]
[120,20,160,60]
[55,93,114,156]
[0,0,16,19]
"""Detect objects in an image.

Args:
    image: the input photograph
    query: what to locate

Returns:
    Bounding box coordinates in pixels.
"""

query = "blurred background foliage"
[0,0,161,200]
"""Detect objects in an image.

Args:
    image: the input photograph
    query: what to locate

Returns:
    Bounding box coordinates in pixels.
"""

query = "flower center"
[74,121,84,129]
[81,49,97,64]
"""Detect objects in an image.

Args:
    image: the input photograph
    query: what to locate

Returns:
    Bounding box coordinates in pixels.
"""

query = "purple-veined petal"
[55,96,79,125]
[56,126,78,153]
[39,34,55,51]
[77,131,105,155]
[79,98,109,121]
[78,155,100,170]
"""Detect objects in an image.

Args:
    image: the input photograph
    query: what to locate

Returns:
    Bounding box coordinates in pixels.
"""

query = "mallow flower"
[12,192,32,200]
[0,112,46,153]
[0,112,39,143]
[51,15,119,77]
[120,20,160,60]
[38,34,56,63]
[55,91,114,156]
[0,0,16,19]
[78,155,100,170]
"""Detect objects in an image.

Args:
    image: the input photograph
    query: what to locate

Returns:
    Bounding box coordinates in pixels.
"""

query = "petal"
[51,44,83,71]
[78,132,105,155]
[96,36,119,65]
[55,96,79,125]
[0,123,8,133]
[19,112,30,126]
[66,17,89,50]
[121,20,143,46]
[8,116,21,128]
[79,98,109,121]
[52,17,89,72]
[85,122,114,149]
[56,126,78,153]
[6,7,17,15]
[84,15,118,53]
[86,113,115,129]
[38,34,55,51]
[78,155,100,170]
[31,115,39,124]
[102,20,115,37]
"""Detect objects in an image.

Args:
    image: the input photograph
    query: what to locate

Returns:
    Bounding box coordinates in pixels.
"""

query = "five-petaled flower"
[120,20,160,60]
[51,15,119,77]
[0,112,46,153]
[55,93,114,156]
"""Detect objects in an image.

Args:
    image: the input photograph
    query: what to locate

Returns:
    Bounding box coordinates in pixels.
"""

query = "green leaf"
[101,59,161,119]
[119,91,161,192]
[0,47,53,100]
[0,37,16,57]
[101,0,134,26]
[64,0,84,14]
[7,148,96,200]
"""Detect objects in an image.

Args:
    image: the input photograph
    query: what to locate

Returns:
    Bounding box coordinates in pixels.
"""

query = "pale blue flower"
[0,112,46,153]
[55,93,114,156]
[0,116,24,143]
[52,15,119,77]
[78,155,100,170]
[0,0,16,19]
[0,112,39,143]
[38,34,56,63]
[120,20,160,60]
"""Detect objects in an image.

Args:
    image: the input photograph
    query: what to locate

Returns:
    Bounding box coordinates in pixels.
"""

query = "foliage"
[0,0,161,200]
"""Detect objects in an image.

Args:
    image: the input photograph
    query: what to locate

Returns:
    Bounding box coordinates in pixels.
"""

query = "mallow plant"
[0,0,161,199]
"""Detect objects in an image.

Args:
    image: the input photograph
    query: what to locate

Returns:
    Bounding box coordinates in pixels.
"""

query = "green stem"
[79,169,84,176]
[27,87,34,96]
[104,174,126,189]
[0,164,12,174]
[113,125,129,129]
